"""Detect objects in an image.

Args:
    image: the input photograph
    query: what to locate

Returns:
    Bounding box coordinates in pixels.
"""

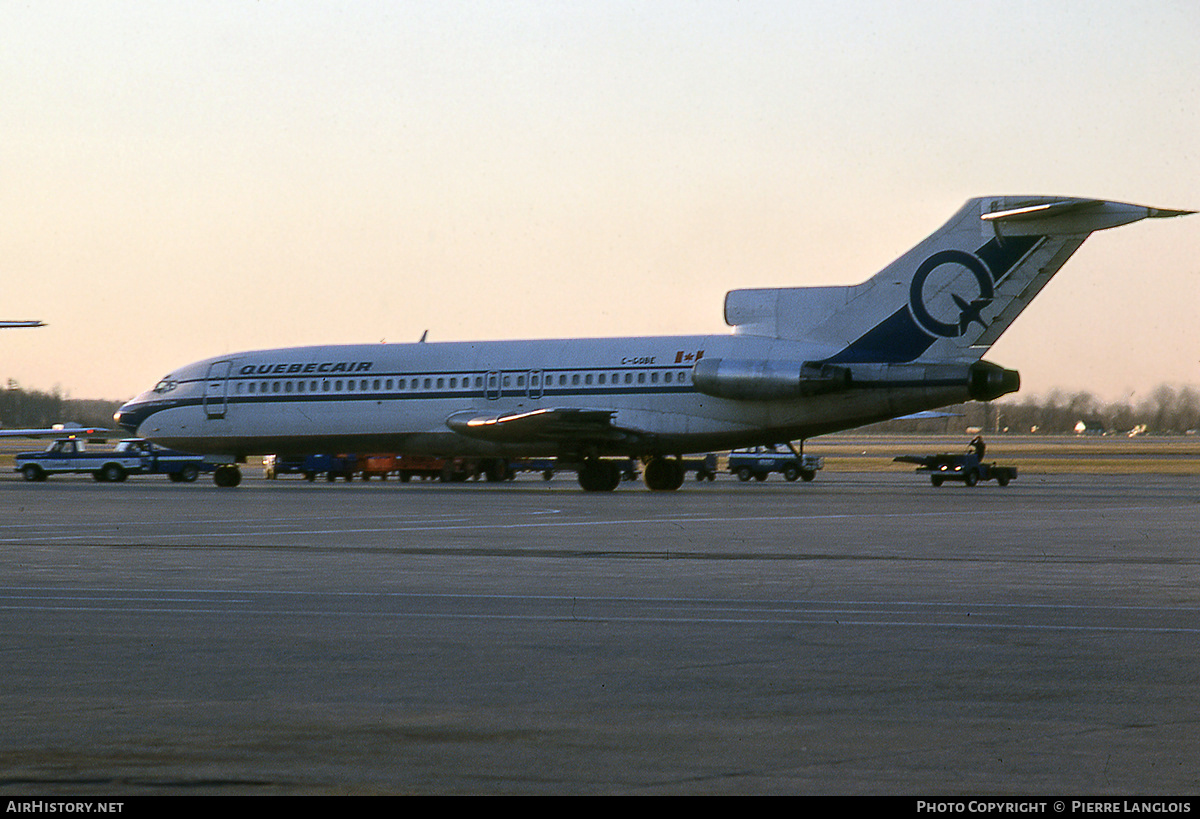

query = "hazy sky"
[4,1,1198,403]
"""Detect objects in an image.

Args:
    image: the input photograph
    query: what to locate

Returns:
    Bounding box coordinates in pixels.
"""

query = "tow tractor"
[893,452,1017,487]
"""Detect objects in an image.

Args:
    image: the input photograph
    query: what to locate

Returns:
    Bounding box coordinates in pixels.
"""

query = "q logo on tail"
[908,250,995,338]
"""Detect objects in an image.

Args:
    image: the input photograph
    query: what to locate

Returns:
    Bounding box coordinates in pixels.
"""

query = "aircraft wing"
[893,455,935,466]
[445,408,642,446]
[0,425,109,438]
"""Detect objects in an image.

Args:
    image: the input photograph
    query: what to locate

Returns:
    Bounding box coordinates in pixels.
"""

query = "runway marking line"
[4,588,1200,634]
[0,504,1195,543]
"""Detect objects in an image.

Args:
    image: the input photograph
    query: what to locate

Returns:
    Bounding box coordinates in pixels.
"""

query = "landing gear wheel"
[643,458,684,491]
[578,459,620,492]
[213,465,242,487]
[483,459,509,482]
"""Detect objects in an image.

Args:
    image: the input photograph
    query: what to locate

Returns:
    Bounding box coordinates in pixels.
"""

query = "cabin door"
[203,360,233,419]
[485,371,501,401]
[527,370,544,400]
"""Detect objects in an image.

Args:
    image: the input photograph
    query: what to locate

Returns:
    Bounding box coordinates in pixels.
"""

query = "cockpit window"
[153,378,178,393]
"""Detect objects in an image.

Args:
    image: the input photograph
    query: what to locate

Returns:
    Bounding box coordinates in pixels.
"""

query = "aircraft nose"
[113,404,139,433]
[114,395,155,433]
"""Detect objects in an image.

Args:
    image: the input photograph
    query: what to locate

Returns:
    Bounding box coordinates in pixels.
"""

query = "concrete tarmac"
[2,471,1199,795]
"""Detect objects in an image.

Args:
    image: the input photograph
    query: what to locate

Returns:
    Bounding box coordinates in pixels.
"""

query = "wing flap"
[446,408,635,445]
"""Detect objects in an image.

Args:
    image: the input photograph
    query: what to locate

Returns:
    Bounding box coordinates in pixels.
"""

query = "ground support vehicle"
[506,458,561,481]
[262,454,308,479]
[332,454,510,482]
[393,454,451,482]
[357,454,397,480]
[260,453,511,482]
[728,446,823,482]
[893,453,1017,487]
[313,454,359,481]
[684,453,719,481]
[507,455,715,484]
[15,438,210,483]
[394,455,512,482]
[262,454,357,481]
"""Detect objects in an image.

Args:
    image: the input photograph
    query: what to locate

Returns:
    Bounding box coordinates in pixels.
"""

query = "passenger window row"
[230,369,690,396]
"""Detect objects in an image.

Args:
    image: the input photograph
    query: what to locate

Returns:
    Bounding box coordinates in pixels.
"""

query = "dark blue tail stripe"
[826,308,932,363]
[825,235,1044,364]
[977,235,1039,285]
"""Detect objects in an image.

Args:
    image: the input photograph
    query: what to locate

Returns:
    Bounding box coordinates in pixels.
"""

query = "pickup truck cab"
[15,438,209,483]
[728,445,823,482]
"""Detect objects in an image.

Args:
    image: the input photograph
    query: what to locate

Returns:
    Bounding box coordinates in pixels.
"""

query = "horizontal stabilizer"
[981,197,1195,236]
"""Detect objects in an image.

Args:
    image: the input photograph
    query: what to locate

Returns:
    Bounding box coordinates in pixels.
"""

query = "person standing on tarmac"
[968,436,986,460]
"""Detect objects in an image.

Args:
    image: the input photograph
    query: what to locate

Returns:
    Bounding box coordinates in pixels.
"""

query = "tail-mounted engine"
[692,358,1018,402]
[691,359,852,401]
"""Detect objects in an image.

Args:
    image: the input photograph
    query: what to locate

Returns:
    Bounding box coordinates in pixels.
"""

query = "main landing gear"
[577,459,621,492]
[642,457,684,491]
[575,456,685,492]
[213,464,242,487]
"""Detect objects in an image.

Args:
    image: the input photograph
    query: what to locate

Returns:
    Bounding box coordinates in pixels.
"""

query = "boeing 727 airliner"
[115,196,1192,489]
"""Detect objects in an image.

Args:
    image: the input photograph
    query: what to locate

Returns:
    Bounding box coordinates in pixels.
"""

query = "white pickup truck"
[15,438,210,483]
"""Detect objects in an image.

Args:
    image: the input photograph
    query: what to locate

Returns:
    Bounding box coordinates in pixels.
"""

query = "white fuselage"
[116,332,975,459]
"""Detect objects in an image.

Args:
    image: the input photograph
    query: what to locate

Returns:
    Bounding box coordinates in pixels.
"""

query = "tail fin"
[725,197,1192,363]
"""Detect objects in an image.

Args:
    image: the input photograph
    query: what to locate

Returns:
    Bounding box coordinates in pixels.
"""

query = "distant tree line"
[0,383,122,430]
[865,385,1200,436]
